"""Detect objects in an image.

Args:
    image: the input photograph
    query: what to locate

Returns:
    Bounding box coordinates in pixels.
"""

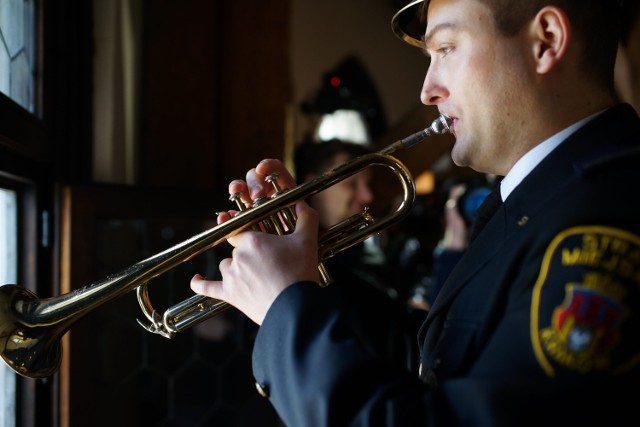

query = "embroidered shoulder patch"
[530,226,640,377]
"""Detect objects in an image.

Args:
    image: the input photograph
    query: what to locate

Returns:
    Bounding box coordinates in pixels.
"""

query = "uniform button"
[424,368,438,386]
[255,381,270,398]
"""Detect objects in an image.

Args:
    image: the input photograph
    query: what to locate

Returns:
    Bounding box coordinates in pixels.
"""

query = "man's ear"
[530,6,571,74]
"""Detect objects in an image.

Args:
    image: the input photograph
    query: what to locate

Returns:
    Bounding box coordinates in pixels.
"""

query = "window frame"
[0,1,58,426]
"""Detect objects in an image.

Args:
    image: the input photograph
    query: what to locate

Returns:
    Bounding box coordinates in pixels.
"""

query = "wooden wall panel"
[142,0,290,196]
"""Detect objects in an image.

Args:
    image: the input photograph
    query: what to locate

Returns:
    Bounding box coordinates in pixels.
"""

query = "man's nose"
[420,66,448,105]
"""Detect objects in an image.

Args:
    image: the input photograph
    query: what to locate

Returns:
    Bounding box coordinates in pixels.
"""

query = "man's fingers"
[229,179,252,208]
[191,273,223,298]
[228,160,297,208]
[226,228,259,249]
[216,210,241,224]
[245,168,270,200]
[256,159,297,191]
[224,201,318,249]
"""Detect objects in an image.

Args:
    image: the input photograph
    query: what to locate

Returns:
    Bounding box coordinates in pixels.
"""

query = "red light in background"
[330,76,341,87]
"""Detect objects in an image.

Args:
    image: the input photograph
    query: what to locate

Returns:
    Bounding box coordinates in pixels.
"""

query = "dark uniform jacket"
[251,103,640,426]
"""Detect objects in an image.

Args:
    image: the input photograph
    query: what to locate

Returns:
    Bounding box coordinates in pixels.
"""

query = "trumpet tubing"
[0,115,452,378]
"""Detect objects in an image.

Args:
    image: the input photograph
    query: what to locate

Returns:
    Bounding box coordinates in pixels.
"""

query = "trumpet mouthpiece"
[430,114,453,135]
[381,114,452,155]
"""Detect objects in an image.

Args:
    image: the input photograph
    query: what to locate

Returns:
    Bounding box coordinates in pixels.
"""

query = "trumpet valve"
[252,196,283,234]
[229,192,248,211]
[265,173,283,192]
[317,263,333,287]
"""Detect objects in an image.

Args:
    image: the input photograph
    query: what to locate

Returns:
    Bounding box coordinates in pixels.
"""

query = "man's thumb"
[293,201,319,241]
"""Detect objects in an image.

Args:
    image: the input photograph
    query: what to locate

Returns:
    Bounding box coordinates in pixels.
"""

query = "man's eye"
[438,46,453,56]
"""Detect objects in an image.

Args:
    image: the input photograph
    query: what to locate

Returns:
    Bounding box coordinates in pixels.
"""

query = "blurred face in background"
[307,152,374,230]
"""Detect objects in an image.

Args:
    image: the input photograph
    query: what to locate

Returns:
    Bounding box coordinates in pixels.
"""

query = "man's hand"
[191,159,321,325]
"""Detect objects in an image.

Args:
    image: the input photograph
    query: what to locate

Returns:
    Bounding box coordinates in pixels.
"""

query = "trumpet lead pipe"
[380,114,452,155]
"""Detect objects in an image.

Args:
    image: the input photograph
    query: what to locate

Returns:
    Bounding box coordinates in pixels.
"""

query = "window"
[0,1,44,427]
[0,0,37,114]
[0,187,17,427]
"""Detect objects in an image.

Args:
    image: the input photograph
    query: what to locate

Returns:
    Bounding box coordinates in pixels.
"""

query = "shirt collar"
[499,110,605,201]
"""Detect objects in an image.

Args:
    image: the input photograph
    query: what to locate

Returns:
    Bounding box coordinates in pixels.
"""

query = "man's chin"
[450,147,469,169]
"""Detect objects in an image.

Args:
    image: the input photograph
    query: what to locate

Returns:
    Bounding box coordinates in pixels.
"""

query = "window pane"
[0,0,37,113]
[0,187,17,427]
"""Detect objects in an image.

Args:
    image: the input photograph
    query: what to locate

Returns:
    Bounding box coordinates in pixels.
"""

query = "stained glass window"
[0,0,37,113]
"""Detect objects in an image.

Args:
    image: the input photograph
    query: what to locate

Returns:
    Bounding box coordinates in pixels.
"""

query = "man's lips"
[447,116,458,137]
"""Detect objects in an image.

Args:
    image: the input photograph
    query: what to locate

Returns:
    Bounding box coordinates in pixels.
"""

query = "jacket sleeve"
[251,281,637,427]
[251,281,435,427]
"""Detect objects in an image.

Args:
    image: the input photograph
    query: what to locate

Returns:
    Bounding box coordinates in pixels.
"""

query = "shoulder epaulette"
[573,145,640,176]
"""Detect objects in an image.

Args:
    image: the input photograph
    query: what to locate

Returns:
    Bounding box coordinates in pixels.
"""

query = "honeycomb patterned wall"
[85,218,283,427]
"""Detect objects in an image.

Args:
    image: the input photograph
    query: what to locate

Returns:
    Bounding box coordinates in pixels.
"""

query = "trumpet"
[0,115,452,379]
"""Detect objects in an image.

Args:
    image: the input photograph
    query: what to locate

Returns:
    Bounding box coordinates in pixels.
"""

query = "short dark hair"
[481,0,620,91]
[293,139,371,185]
[422,0,621,92]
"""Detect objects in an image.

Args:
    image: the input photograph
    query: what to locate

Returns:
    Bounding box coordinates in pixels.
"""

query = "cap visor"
[391,0,426,48]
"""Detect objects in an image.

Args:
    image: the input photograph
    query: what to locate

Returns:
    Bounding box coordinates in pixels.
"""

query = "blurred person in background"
[294,138,421,369]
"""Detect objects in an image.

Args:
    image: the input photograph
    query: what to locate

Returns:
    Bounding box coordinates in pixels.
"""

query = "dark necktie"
[468,186,503,243]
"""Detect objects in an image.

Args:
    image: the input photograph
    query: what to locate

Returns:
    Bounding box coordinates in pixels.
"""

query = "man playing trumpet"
[192,0,640,425]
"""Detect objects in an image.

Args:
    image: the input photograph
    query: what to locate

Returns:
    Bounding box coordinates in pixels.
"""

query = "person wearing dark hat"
[192,0,640,425]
